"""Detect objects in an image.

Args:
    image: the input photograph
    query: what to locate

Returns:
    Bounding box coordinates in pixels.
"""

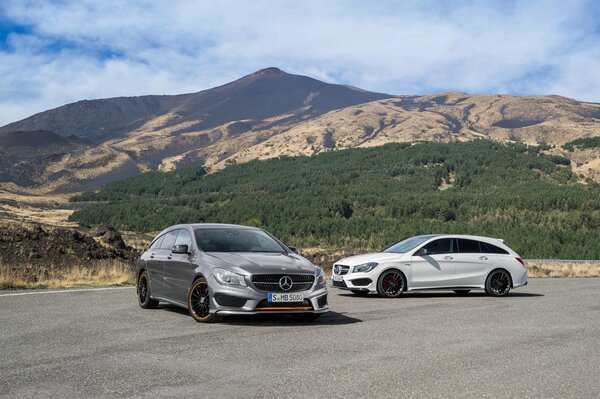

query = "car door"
[153,230,179,298]
[453,238,488,287]
[146,234,169,296]
[410,238,456,288]
[164,229,195,304]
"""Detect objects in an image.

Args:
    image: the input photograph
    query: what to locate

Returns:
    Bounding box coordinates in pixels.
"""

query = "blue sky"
[1,0,600,126]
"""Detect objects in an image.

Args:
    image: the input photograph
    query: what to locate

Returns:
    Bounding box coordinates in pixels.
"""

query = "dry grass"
[0,260,135,290]
[526,261,600,278]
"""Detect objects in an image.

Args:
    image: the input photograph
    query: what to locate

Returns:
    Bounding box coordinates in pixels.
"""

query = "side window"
[174,229,192,248]
[422,238,454,255]
[480,241,509,254]
[149,235,164,250]
[456,238,481,253]
[160,230,178,250]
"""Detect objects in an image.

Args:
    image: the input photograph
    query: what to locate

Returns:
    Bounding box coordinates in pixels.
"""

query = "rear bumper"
[512,268,528,288]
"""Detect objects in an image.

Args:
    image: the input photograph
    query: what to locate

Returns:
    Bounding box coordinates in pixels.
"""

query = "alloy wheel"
[487,270,511,296]
[137,275,148,304]
[378,271,405,298]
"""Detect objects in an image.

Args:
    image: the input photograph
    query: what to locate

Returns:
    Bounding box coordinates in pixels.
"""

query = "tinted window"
[480,241,509,254]
[384,236,433,253]
[174,229,192,248]
[194,228,285,253]
[149,235,164,250]
[160,230,179,250]
[422,238,454,255]
[456,238,481,253]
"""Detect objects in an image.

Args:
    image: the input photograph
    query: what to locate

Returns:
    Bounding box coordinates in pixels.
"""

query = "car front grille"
[251,274,315,292]
[333,264,350,275]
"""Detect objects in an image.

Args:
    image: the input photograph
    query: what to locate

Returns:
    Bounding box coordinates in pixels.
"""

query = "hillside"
[1,68,600,198]
[69,141,600,259]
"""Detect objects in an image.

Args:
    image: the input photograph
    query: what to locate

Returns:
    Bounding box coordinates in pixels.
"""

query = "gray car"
[136,223,329,322]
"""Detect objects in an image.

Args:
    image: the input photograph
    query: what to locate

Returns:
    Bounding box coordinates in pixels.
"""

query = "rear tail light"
[516,257,526,266]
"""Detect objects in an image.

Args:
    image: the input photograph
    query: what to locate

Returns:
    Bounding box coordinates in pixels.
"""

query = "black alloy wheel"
[485,270,512,297]
[137,271,158,309]
[377,270,406,298]
[188,279,221,323]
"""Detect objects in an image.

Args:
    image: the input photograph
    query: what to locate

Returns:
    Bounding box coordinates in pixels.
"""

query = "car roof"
[154,223,259,238]
[421,234,504,243]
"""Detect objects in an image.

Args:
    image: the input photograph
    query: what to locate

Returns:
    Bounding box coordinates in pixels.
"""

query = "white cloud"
[0,0,599,126]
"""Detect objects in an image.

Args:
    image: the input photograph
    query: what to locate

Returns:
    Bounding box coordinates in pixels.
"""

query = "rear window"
[456,238,481,253]
[480,241,509,254]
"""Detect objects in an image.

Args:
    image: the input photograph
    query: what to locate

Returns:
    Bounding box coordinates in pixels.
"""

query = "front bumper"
[331,272,376,292]
[207,275,329,315]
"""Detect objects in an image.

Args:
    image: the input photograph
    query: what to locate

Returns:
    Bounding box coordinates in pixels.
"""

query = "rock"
[101,230,126,249]
[94,225,117,237]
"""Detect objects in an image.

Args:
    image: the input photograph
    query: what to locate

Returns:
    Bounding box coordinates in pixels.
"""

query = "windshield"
[383,236,433,254]
[194,228,286,253]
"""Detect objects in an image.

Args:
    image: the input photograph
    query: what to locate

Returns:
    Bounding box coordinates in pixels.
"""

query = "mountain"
[1,68,600,198]
[0,67,391,142]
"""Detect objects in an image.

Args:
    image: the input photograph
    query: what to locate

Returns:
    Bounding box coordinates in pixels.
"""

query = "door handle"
[479,256,488,260]
[167,256,172,260]
[150,253,155,259]
[444,256,453,260]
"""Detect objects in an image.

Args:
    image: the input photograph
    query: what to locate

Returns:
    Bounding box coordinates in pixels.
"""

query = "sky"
[1,0,600,126]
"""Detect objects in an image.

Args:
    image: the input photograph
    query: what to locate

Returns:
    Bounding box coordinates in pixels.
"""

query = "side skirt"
[151,295,188,309]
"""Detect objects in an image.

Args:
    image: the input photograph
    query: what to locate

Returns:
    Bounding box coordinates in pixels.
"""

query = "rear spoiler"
[493,238,505,244]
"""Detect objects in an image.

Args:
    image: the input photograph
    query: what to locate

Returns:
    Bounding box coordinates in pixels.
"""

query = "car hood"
[335,252,406,266]
[201,252,316,275]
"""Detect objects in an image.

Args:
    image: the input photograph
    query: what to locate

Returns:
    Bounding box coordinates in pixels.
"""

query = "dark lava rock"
[101,230,126,249]
[94,225,117,237]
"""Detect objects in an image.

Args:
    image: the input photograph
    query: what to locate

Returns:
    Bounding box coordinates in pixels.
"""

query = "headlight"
[353,262,378,273]
[314,267,326,285]
[213,268,247,286]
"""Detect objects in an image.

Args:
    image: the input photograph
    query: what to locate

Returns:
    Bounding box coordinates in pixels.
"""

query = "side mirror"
[414,247,430,256]
[288,246,300,254]
[172,244,191,255]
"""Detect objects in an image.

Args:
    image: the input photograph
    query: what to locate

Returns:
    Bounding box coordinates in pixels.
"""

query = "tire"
[291,313,322,321]
[453,290,471,295]
[188,278,222,323]
[376,269,406,298]
[137,271,159,309]
[485,269,512,297]
[351,290,370,296]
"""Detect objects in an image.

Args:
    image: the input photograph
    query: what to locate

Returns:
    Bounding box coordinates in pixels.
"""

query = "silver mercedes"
[135,223,329,322]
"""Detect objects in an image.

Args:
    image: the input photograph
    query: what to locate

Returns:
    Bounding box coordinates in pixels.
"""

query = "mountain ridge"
[1,68,600,197]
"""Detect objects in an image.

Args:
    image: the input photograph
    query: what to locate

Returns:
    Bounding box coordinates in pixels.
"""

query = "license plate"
[268,293,304,302]
[332,275,343,282]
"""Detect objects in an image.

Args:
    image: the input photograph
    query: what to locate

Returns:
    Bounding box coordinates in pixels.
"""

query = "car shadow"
[221,311,362,326]
[158,304,362,325]
[337,291,544,298]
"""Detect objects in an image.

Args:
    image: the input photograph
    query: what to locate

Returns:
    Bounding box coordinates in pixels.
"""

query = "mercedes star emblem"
[279,275,293,291]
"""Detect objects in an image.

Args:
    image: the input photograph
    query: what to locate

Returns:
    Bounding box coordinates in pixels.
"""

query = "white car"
[332,234,528,297]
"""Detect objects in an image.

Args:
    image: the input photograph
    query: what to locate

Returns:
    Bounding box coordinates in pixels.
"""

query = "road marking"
[0,286,135,297]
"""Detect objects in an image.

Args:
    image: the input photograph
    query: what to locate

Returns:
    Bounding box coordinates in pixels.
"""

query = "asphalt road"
[1,279,599,399]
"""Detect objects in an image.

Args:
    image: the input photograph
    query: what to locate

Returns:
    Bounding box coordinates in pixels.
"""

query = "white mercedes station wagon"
[332,234,528,297]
